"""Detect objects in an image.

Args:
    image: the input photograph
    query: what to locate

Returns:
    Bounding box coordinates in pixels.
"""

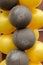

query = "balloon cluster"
[0,0,43,65]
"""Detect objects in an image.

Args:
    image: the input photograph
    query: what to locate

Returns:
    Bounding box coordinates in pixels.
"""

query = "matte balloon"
[0,0,18,10]
[27,9,43,30]
[0,34,17,54]
[0,9,16,34]
[29,62,42,65]
[6,50,29,65]
[19,0,42,10]
[13,28,36,50]
[25,41,43,62]
[0,60,6,65]
[33,29,39,40]
[9,5,32,29]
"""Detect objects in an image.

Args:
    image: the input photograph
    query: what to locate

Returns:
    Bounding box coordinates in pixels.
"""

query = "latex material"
[29,62,42,65]
[0,35,17,54]
[33,29,39,40]
[0,60,6,65]
[0,9,16,34]
[0,60,42,65]
[27,9,43,30]
[19,0,42,10]
[25,41,43,62]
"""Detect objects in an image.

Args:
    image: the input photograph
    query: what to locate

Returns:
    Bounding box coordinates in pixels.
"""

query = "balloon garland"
[0,0,43,65]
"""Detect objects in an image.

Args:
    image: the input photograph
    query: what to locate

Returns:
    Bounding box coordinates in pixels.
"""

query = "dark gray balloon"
[9,5,32,29]
[6,50,29,65]
[13,28,36,50]
[0,0,18,10]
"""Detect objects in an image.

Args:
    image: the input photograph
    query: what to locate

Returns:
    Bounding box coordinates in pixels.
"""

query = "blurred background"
[38,0,43,42]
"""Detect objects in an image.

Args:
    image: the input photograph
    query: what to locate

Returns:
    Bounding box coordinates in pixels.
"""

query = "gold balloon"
[29,62,42,65]
[0,9,16,34]
[25,41,43,62]
[19,0,42,10]
[0,34,17,54]
[27,9,43,30]
[0,60,6,65]
[33,29,39,40]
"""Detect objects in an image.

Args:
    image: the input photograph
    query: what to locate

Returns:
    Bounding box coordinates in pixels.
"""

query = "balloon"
[0,0,18,10]
[0,60,6,65]
[13,28,36,50]
[27,9,43,30]
[9,5,32,29]
[6,50,29,65]
[33,29,39,40]
[0,9,16,34]
[0,34,17,54]
[25,41,43,62]
[29,62,42,65]
[19,0,42,10]
[0,60,42,65]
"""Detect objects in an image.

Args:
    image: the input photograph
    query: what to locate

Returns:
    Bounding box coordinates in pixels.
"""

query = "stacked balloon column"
[0,0,43,65]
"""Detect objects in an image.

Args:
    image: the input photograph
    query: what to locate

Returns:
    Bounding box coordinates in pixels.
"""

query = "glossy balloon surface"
[27,9,43,29]
[29,62,42,65]
[25,41,43,62]
[0,9,16,34]
[0,60,6,65]
[0,35,17,54]
[19,0,42,10]
[33,29,39,40]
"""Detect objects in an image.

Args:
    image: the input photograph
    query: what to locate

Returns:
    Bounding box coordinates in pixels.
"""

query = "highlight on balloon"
[0,0,43,65]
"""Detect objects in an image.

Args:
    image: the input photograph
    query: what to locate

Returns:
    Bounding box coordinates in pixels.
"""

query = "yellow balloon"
[0,34,17,54]
[29,62,42,65]
[27,9,43,30]
[0,9,16,34]
[33,29,39,40]
[0,60,6,65]
[25,41,43,62]
[19,0,42,10]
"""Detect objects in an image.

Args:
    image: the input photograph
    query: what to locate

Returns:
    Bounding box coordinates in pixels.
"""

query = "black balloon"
[0,0,18,10]
[9,5,32,29]
[6,50,29,65]
[13,28,36,50]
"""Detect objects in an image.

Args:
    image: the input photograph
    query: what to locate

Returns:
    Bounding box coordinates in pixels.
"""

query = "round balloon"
[0,0,18,10]
[33,29,39,40]
[0,60,6,65]
[6,50,29,65]
[27,9,43,30]
[0,9,16,34]
[0,34,17,54]
[25,41,43,62]
[13,28,36,50]
[9,5,32,29]
[29,62,42,65]
[19,0,42,10]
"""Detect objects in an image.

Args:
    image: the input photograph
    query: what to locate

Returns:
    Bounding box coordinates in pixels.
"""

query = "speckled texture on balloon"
[13,28,36,50]
[6,50,29,65]
[9,5,32,29]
